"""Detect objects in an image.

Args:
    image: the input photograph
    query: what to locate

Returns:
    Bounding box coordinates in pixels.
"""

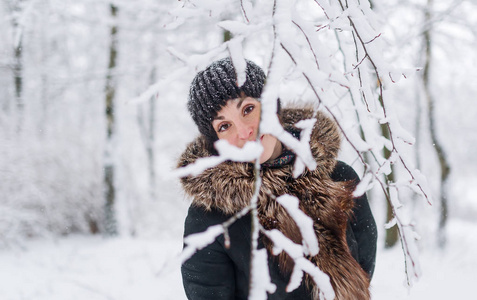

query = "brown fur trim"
[178,106,370,299]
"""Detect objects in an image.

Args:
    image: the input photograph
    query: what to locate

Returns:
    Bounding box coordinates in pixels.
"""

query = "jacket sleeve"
[181,205,236,300]
[332,161,378,279]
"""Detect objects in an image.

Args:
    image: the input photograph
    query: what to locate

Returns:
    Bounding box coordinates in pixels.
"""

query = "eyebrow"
[213,98,247,121]
[236,98,245,109]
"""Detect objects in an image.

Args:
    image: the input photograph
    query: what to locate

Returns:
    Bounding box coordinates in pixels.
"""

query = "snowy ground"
[1,219,476,300]
[372,219,477,299]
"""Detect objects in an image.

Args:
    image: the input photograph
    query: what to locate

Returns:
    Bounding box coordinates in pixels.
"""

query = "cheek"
[253,113,261,128]
[221,132,243,148]
[226,136,238,147]
[261,135,276,154]
[249,114,260,137]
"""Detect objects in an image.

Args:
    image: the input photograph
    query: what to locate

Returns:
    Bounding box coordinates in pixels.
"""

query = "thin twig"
[240,0,250,23]
[292,20,320,70]
[364,33,382,44]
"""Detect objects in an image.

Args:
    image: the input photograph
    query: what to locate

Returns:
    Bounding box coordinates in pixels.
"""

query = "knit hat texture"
[188,57,266,143]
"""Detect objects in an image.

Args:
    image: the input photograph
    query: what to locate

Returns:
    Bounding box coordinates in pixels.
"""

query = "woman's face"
[212,97,282,164]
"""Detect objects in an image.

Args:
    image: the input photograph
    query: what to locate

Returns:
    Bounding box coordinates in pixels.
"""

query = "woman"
[178,58,377,299]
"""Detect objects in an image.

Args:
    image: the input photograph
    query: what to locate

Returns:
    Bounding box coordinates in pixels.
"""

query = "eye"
[218,123,230,133]
[243,104,255,116]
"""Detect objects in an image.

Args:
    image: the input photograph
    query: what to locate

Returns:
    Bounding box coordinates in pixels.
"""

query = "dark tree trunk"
[382,123,399,248]
[103,4,119,236]
[14,42,23,114]
[422,0,450,248]
[9,0,24,131]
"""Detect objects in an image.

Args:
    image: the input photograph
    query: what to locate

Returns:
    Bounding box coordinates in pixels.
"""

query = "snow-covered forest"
[1,0,476,299]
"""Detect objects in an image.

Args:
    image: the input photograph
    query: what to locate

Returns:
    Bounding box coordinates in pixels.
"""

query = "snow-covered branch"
[262,228,335,299]
[172,139,263,177]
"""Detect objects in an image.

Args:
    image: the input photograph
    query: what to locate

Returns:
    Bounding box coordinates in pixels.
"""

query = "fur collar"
[178,106,342,214]
[178,106,370,299]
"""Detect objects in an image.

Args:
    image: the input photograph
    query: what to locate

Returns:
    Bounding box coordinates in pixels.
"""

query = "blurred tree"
[103,3,119,236]
[137,58,157,203]
[4,0,24,131]
[422,0,450,248]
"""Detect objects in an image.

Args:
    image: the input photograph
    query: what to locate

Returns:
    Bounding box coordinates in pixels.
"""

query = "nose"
[237,121,253,140]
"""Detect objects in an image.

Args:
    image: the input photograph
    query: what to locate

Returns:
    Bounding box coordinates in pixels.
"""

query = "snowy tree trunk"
[137,65,157,202]
[9,0,24,132]
[103,4,119,236]
[37,1,52,137]
[382,122,398,248]
[13,41,22,117]
[422,0,450,248]
[146,93,156,201]
[38,3,49,137]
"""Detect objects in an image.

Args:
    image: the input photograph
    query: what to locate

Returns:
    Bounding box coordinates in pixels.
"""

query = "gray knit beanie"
[188,57,266,144]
